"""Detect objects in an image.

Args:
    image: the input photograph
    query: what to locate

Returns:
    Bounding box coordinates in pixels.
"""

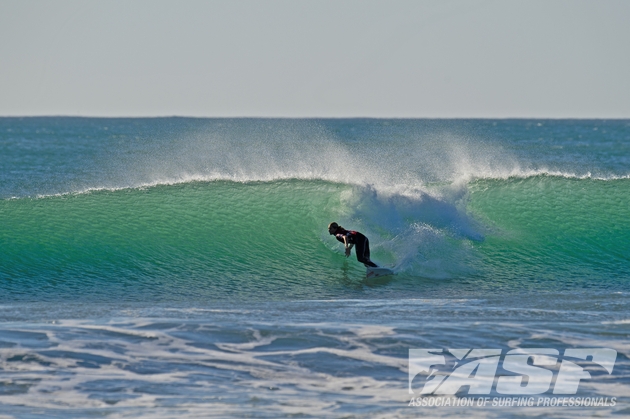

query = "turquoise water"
[0,118,629,417]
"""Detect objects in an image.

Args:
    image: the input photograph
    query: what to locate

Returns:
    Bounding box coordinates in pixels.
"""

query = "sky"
[1,0,629,118]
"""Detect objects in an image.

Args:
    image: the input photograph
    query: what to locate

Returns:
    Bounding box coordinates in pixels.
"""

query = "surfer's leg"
[363,238,378,267]
[356,237,378,267]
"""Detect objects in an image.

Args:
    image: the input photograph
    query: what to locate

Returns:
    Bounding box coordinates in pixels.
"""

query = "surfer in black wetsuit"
[328,222,378,268]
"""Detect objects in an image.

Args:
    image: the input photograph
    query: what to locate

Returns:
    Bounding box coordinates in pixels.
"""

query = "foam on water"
[0,296,628,418]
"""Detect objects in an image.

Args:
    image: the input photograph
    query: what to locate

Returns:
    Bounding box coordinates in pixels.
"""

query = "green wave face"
[2,175,629,302]
[468,177,630,286]
[1,181,356,301]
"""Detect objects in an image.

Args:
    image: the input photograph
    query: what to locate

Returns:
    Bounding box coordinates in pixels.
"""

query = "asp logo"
[409,348,617,395]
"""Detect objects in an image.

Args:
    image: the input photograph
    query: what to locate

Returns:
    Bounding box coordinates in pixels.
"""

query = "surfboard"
[366,267,395,278]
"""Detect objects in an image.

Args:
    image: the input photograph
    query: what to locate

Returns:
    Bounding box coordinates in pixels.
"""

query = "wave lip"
[7,166,626,203]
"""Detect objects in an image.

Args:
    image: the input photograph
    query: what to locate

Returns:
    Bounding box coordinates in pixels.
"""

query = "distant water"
[1,118,629,417]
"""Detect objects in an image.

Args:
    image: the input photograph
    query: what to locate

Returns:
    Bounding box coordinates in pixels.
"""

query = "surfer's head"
[328,222,339,235]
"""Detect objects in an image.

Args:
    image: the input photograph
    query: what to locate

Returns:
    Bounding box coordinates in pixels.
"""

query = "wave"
[2,118,628,302]
[1,168,625,204]
[1,174,628,303]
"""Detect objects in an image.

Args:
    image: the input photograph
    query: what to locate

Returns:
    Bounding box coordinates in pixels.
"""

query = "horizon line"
[1,114,630,120]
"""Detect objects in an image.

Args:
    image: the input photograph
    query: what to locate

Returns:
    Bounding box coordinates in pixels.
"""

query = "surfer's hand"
[345,247,351,257]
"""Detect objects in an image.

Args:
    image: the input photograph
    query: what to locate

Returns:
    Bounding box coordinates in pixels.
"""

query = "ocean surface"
[0,118,629,418]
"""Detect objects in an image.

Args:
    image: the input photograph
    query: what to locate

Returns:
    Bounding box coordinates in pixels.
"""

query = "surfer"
[328,222,378,268]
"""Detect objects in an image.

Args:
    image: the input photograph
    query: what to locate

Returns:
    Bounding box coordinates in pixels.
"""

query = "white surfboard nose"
[366,267,395,278]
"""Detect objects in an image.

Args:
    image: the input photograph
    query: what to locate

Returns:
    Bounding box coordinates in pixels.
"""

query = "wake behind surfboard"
[366,267,395,278]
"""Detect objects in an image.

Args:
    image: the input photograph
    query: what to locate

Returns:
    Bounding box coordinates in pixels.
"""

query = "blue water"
[0,118,629,417]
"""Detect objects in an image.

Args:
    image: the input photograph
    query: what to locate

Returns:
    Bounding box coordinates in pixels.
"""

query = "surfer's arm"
[342,236,354,257]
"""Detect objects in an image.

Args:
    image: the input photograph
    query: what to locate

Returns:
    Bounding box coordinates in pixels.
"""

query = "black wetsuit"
[334,228,378,268]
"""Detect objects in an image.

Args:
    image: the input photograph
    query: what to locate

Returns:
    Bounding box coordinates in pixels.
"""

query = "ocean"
[0,117,629,418]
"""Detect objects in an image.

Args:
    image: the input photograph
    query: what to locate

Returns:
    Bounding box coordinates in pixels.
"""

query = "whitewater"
[0,118,629,418]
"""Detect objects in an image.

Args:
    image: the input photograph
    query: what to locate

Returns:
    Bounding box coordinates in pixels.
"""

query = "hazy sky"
[1,0,629,117]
